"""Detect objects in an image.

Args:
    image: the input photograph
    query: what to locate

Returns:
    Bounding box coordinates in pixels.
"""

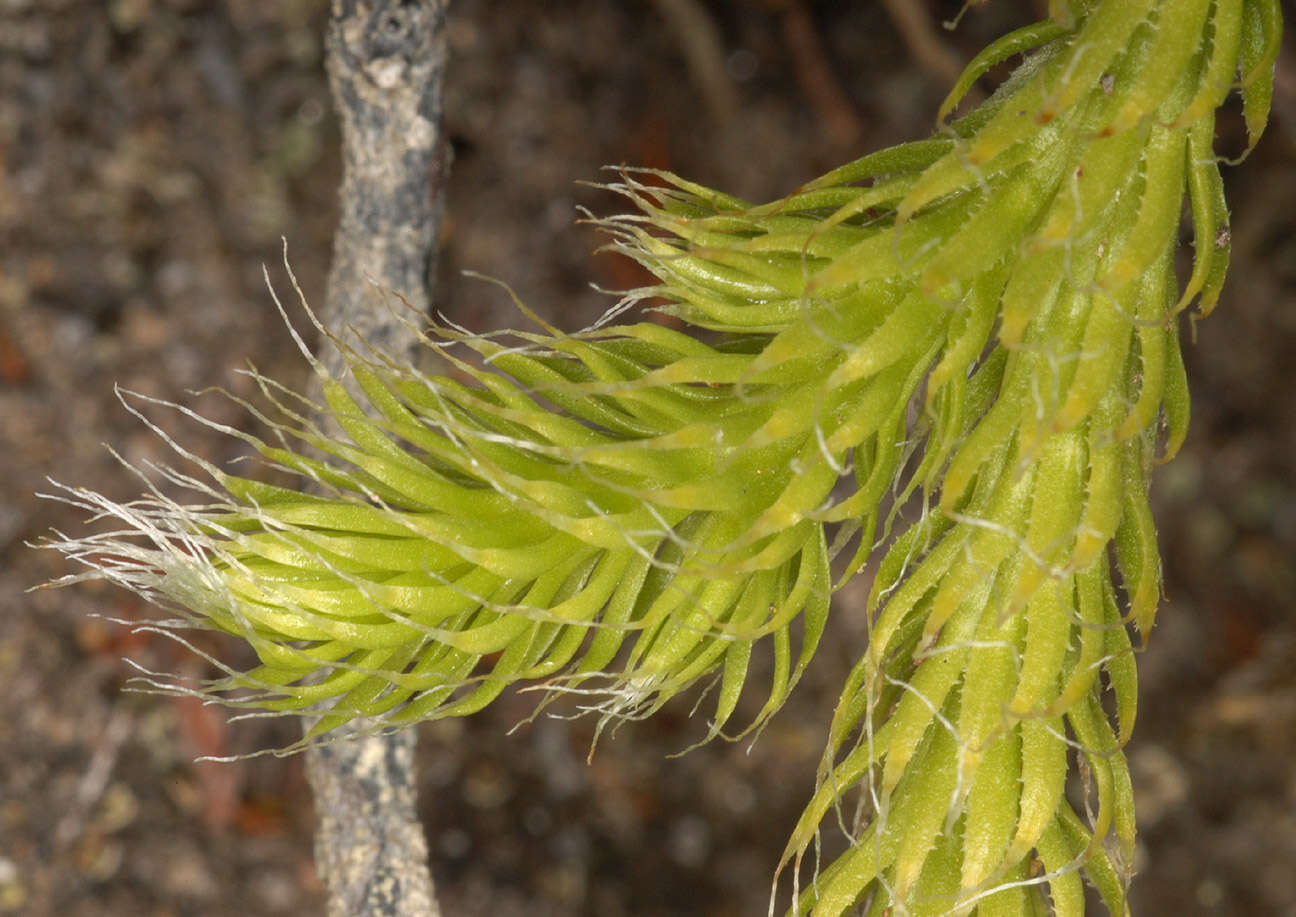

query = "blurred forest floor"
[2,2,1294,914]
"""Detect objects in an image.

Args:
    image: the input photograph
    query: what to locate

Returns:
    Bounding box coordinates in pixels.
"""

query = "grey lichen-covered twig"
[321,0,449,369]
[306,731,440,917]
[306,2,450,915]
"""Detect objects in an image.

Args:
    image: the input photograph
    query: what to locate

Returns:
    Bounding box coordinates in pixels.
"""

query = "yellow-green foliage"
[46,1,1281,913]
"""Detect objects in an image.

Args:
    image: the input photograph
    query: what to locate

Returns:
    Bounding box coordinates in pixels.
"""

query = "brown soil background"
[3,2,1294,915]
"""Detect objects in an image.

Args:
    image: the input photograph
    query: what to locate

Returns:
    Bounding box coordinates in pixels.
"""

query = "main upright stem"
[306,2,450,914]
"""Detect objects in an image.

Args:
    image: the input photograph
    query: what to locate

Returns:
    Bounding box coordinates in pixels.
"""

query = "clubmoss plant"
[43,1,1281,913]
